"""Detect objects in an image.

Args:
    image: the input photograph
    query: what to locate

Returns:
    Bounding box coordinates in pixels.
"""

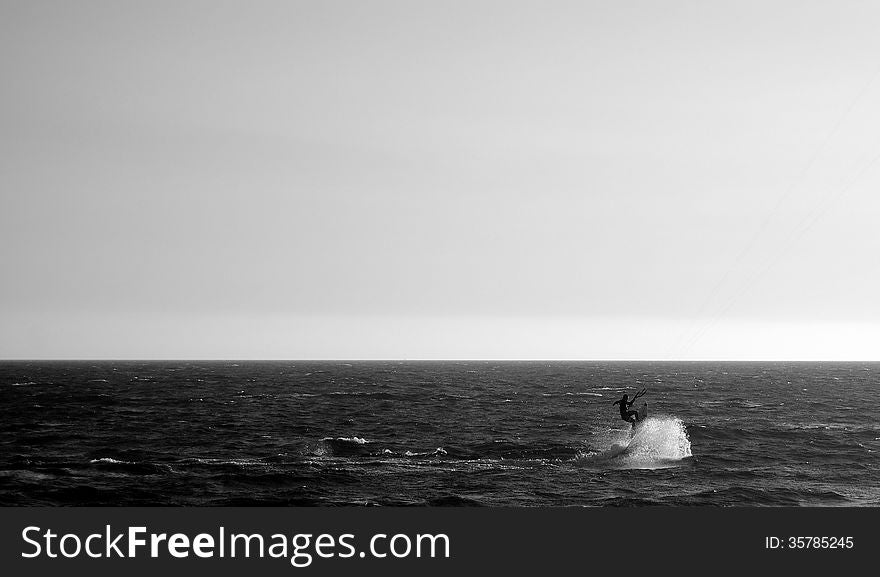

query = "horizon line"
[2,358,880,363]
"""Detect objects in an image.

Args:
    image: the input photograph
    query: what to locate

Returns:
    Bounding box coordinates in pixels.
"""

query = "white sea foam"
[404,447,447,457]
[90,458,132,465]
[578,416,692,470]
[322,436,368,444]
[191,458,265,466]
[620,416,692,468]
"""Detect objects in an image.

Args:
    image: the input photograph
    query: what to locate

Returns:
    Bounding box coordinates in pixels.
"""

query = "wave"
[426,494,484,506]
[681,485,851,506]
[185,458,267,467]
[321,436,368,444]
[306,436,373,457]
[0,469,55,482]
[404,447,447,457]
[326,391,395,399]
[87,457,176,475]
[89,457,133,465]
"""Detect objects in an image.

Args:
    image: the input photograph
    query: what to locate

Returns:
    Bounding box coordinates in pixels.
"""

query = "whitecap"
[322,436,368,444]
[404,447,447,457]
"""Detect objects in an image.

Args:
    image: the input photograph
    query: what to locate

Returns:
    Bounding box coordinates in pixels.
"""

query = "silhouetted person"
[612,389,646,424]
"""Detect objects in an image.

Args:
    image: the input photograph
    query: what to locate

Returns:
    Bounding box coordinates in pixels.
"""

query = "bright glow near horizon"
[2,1,880,360]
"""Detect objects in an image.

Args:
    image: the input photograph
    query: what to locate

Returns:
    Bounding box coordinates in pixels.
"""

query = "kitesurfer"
[612,388,646,424]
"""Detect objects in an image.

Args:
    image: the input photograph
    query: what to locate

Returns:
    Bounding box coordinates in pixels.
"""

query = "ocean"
[1,361,877,506]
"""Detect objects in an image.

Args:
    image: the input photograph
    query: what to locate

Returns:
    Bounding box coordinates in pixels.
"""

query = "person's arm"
[612,400,621,406]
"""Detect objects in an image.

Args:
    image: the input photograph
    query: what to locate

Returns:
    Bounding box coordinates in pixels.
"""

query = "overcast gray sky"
[2,1,880,359]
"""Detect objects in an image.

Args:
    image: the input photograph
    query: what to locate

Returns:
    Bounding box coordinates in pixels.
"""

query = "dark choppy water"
[1,361,878,506]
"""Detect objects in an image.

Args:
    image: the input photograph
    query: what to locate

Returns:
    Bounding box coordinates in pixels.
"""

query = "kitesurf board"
[631,403,648,435]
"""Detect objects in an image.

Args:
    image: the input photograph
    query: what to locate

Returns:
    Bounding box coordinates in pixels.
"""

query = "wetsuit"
[617,397,639,423]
